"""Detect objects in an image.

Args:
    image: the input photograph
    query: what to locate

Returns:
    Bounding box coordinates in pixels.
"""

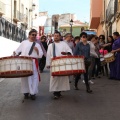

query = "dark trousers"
[39,56,46,71]
[92,58,101,77]
[75,64,90,90]
[101,64,108,76]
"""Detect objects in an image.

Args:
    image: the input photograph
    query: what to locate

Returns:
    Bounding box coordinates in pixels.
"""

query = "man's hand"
[61,52,67,55]
[61,52,72,56]
[111,50,116,53]
[67,52,72,56]
[107,43,111,46]
[13,51,16,56]
[46,66,50,69]
[34,47,39,55]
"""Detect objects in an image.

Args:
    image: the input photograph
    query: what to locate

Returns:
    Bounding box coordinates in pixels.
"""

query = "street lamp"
[69,19,73,34]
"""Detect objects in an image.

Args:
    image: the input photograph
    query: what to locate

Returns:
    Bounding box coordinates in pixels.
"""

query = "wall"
[72,27,81,36]
[112,21,117,33]
[0,36,20,57]
[60,26,83,37]
[97,24,104,36]
[117,19,120,33]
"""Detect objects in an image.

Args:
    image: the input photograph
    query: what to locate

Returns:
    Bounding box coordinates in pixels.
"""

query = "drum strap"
[52,43,56,57]
[28,42,36,55]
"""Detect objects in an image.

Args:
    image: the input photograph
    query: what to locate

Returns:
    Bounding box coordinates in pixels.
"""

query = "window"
[14,0,17,18]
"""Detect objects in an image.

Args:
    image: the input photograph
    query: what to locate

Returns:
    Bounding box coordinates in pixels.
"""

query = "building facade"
[59,21,89,37]
[0,0,38,42]
[90,0,120,39]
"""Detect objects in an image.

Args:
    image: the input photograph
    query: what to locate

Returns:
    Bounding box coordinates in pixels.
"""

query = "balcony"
[90,0,103,29]
[0,1,5,15]
[19,13,28,24]
[106,0,115,22]
[115,0,120,19]
[13,10,21,22]
[13,11,28,24]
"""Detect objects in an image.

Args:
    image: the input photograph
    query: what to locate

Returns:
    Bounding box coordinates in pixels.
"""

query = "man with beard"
[46,31,72,99]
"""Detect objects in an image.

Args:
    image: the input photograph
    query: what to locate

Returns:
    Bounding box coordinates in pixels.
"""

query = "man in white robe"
[64,33,74,52]
[14,29,43,100]
[46,31,72,99]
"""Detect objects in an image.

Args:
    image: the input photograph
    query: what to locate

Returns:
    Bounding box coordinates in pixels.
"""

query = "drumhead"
[52,55,84,60]
[104,53,113,58]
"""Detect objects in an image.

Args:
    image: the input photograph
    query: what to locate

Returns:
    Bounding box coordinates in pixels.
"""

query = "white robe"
[15,40,43,95]
[46,41,72,92]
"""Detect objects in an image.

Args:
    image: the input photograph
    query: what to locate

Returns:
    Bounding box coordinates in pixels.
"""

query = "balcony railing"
[14,10,20,21]
[14,11,28,23]
[19,13,24,21]
[0,16,26,42]
[21,14,28,23]
[0,1,5,14]
[106,0,114,22]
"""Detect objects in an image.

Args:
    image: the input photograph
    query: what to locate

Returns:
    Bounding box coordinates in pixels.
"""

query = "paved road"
[0,69,120,120]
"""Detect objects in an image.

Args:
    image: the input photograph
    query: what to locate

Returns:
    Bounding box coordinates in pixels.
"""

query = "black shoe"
[54,95,59,99]
[86,89,93,93]
[58,92,62,97]
[109,77,114,80]
[97,76,101,78]
[24,93,29,99]
[74,86,79,90]
[30,94,36,100]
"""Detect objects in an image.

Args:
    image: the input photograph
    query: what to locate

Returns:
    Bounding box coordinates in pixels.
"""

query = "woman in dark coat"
[39,36,48,72]
[105,36,114,52]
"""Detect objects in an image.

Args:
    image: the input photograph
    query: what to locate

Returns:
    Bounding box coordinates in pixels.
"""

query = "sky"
[39,0,90,23]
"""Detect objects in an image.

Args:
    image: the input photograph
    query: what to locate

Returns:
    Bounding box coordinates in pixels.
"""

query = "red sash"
[33,58,41,81]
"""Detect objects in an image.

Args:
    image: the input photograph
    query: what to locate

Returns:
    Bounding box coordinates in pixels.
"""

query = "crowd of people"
[13,29,120,100]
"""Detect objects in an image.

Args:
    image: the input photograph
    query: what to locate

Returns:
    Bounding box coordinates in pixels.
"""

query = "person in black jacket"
[105,36,114,52]
[74,32,92,93]
[39,36,48,72]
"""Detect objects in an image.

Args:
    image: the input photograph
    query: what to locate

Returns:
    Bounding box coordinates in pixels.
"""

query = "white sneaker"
[89,80,94,84]
[82,80,85,84]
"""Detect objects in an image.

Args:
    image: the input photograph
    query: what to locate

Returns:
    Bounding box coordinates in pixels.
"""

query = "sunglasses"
[31,34,37,37]
[82,36,86,38]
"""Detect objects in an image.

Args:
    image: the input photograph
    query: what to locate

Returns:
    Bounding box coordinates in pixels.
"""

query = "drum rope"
[51,61,81,67]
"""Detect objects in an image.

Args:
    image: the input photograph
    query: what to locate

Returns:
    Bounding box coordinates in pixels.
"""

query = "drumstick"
[61,52,67,55]
[61,52,71,55]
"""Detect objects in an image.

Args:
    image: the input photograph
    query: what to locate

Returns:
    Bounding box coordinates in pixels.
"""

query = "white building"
[58,13,76,27]
[0,0,40,31]
[32,0,40,31]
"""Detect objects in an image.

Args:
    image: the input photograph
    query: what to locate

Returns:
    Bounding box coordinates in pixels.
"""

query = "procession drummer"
[46,31,72,99]
[13,29,43,100]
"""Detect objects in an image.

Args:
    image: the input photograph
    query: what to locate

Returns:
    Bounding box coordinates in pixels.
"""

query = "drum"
[100,58,106,66]
[104,53,115,63]
[51,56,85,76]
[0,56,33,78]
